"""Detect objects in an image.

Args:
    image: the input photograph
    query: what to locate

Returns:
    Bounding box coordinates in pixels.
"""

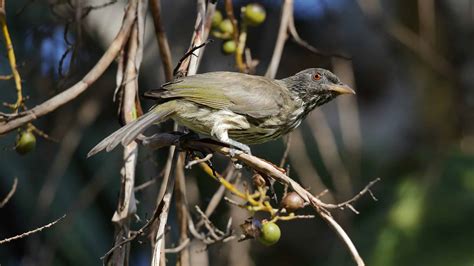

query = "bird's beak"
[327,84,356,95]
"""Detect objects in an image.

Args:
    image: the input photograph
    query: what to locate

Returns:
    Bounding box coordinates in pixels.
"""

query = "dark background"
[1,0,473,265]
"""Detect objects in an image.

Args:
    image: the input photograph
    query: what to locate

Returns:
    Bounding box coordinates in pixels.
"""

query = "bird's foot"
[225,140,252,156]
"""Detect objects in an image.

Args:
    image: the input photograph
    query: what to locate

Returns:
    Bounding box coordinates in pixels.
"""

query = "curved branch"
[140,133,378,265]
[170,139,372,266]
[0,0,138,134]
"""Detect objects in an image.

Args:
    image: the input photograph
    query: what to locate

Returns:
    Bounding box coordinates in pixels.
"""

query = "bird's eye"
[312,72,322,81]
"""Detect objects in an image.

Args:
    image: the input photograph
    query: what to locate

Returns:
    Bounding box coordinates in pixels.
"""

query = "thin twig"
[265,0,292,78]
[308,110,353,200]
[334,178,381,210]
[0,2,24,112]
[224,0,239,44]
[279,133,292,168]
[165,238,191,253]
[151,173,176,266]
[317,210,365,266]
[186,153,213,169]
[0,215,66,245]
[150,0,173,81]
[134,178,157,192]
[288,129,334,203]
[174,153,190,266]
[288,16,350,60]
[332,58,362,175]
[101,155,175,261]
[173,40,213,76]
[0,177,17,208]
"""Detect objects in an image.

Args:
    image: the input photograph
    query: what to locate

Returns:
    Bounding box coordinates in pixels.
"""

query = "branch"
[173,40,213,76]
[165,238,190,253]
[0,2,24,112]
[288,18,351,59]
[142,136,377,266]
[265,0,292,78]
[0,177,17,208]
[317,211,365,266]
[0,0,138,134]
[101,153,177,261]
[200,142,370,266]
[332,57,362,175]
[175,0,216,76]
[151,171,175,266]
[265,0,350,79]
[142,133,376,265]
[109,1,143,263]
[308,110,353,200]
[174,153,191,266]
[150,0,173,81]
[0,214,66,245]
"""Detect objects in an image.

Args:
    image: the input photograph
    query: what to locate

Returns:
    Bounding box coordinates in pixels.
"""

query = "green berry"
[258,222,281,246]
[219,19,234,35]
[243,3,266,26]
[16,131,36,155]
[212,10,223,28]
[222,40,237,54]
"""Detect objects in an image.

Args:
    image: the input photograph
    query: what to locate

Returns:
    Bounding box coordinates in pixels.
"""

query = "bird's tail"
[87,101,176,157]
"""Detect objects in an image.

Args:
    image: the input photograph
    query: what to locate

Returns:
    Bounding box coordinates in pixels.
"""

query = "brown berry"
[280,192,304,212]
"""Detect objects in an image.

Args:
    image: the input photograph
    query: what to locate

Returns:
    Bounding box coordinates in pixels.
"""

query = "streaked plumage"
[88,68,354,157]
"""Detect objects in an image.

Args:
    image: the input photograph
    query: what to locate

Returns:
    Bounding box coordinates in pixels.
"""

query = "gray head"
[282,68,355,110]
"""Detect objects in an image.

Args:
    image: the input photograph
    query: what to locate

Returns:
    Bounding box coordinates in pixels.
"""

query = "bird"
[87,68,355,157]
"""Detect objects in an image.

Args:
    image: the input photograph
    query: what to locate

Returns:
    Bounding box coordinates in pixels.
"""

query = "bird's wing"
[144,72,288,118]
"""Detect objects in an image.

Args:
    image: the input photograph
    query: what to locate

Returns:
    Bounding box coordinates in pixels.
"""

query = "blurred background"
[1,0,473,265]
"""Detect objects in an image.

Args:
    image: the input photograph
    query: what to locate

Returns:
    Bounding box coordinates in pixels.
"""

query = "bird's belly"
[169,103,279,144]
[171,105,215,135]
[169,101,300,145]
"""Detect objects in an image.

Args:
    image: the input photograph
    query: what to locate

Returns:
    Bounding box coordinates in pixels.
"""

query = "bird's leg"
[213,128,252,156]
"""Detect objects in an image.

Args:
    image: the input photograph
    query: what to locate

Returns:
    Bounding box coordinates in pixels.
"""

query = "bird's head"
[282,68,355,109]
